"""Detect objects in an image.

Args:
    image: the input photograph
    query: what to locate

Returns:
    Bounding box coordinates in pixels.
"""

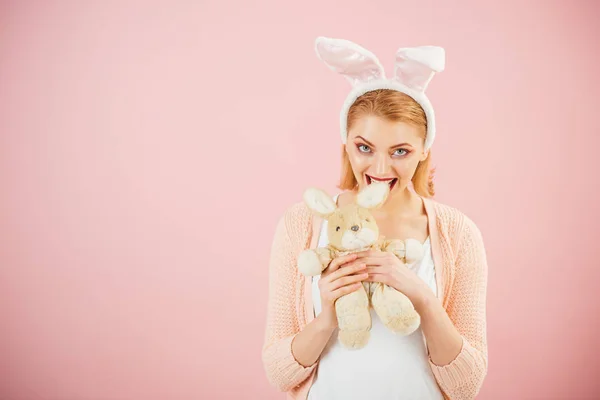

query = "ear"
[394,46,445,92]
[315,36,385,87]
[356,182,390,209]
[303,188,337,218]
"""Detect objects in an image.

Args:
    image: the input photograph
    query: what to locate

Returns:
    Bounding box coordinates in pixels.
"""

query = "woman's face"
[346,114,428,193]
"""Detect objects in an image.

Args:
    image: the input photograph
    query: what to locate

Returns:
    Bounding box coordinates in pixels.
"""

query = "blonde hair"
[337,89,436,198]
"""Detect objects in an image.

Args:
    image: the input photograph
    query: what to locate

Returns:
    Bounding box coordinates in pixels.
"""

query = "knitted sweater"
[261,195,489,400]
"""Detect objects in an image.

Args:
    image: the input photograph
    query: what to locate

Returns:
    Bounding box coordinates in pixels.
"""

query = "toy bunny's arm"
[377,237,392,252]
[298,246,334,276]
[383,239,425,265]
[315,247,334,271]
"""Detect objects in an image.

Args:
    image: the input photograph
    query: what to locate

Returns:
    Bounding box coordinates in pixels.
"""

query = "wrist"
[412,287,436,314]
[316,309,338,332]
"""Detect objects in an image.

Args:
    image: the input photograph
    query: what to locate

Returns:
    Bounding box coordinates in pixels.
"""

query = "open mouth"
[365,174,398,190]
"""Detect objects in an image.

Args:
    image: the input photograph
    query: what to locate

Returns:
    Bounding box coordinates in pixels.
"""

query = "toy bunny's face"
[303,181,390,251]
[326,205,379,250]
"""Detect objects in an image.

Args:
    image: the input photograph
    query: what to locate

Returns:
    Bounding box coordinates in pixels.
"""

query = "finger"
[325,253,358,273]
[353,250,373,258]
[354,249,386,258]
[331,282,364,300]
[324,262,367,283]
[345,257,383,269]
[365,266,387,274]
[329,271,369,290]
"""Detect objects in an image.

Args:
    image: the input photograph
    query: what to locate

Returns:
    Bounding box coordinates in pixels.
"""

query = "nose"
[374,153,391,176]
[351,225,359,232]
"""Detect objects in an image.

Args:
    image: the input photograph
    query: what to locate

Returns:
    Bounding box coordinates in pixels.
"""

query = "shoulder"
[426,199,488,287]
[275,200,314,247]
[280,200,313,226]
[426,197,485,252]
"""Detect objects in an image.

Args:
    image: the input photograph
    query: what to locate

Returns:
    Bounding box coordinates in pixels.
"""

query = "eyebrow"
[355,135,412,149]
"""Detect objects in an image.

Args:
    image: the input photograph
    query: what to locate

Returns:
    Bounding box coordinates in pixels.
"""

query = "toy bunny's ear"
[315,36,385,87]
[303,188,337,218]
[394,45,445,92]
[356,182,390,209]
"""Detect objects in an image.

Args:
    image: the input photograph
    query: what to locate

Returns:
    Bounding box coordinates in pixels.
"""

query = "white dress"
[307,194,444,400]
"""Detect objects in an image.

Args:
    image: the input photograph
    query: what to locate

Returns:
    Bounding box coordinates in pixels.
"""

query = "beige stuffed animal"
[297,181,425,350]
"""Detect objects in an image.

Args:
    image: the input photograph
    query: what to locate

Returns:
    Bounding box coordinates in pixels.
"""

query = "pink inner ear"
[394,46,445,92]
[394,57,435,92]
[316,40,384,86]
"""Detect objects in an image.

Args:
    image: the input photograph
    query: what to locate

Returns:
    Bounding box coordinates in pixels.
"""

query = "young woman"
[262,37,488,400]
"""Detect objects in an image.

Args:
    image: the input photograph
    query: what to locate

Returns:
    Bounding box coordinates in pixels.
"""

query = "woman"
[262,37,488,400]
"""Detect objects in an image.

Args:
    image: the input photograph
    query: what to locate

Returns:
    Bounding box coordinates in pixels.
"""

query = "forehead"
[348,115,422,147]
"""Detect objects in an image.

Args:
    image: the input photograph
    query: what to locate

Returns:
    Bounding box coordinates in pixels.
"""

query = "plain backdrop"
[1,1,599,399]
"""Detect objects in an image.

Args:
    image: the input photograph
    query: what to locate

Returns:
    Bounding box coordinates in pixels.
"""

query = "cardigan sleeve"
[261,211,317,392]
[428,216,489,399]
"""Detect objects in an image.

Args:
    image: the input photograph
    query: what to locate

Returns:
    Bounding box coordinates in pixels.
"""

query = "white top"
[307,194,444,400]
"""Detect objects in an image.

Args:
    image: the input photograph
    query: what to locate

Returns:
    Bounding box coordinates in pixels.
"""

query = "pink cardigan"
[261,194,489,399]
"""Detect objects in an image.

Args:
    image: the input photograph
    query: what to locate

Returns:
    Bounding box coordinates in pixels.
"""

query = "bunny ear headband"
[314,36,445,151]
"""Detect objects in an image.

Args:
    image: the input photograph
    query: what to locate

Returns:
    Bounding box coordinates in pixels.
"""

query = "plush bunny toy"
[297,182,426,350]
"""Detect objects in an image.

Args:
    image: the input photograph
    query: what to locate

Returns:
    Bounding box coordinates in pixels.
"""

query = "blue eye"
[358,143,410,157]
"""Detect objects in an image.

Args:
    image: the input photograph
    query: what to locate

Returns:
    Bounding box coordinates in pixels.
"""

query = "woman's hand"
[318,253,369,329]
[349,249,431,310]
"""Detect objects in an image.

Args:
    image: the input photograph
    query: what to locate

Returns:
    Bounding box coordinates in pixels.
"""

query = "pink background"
[1,1,599,399]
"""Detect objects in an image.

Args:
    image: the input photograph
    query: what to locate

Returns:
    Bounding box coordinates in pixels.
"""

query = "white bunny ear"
[355,182,390,209]
[303,188,337,218]
[394,46,445,92]
[315,36,385,87]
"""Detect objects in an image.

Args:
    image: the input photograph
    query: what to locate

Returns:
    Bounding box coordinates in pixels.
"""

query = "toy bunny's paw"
[297,249,323,276]
[338,330,370,350]
[387,310,421,336]
[371,285,421,336]
[384,240,404,258]
[404,238,425,264]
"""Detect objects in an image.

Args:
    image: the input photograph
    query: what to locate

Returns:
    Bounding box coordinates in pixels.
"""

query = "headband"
[314,36,445,151]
